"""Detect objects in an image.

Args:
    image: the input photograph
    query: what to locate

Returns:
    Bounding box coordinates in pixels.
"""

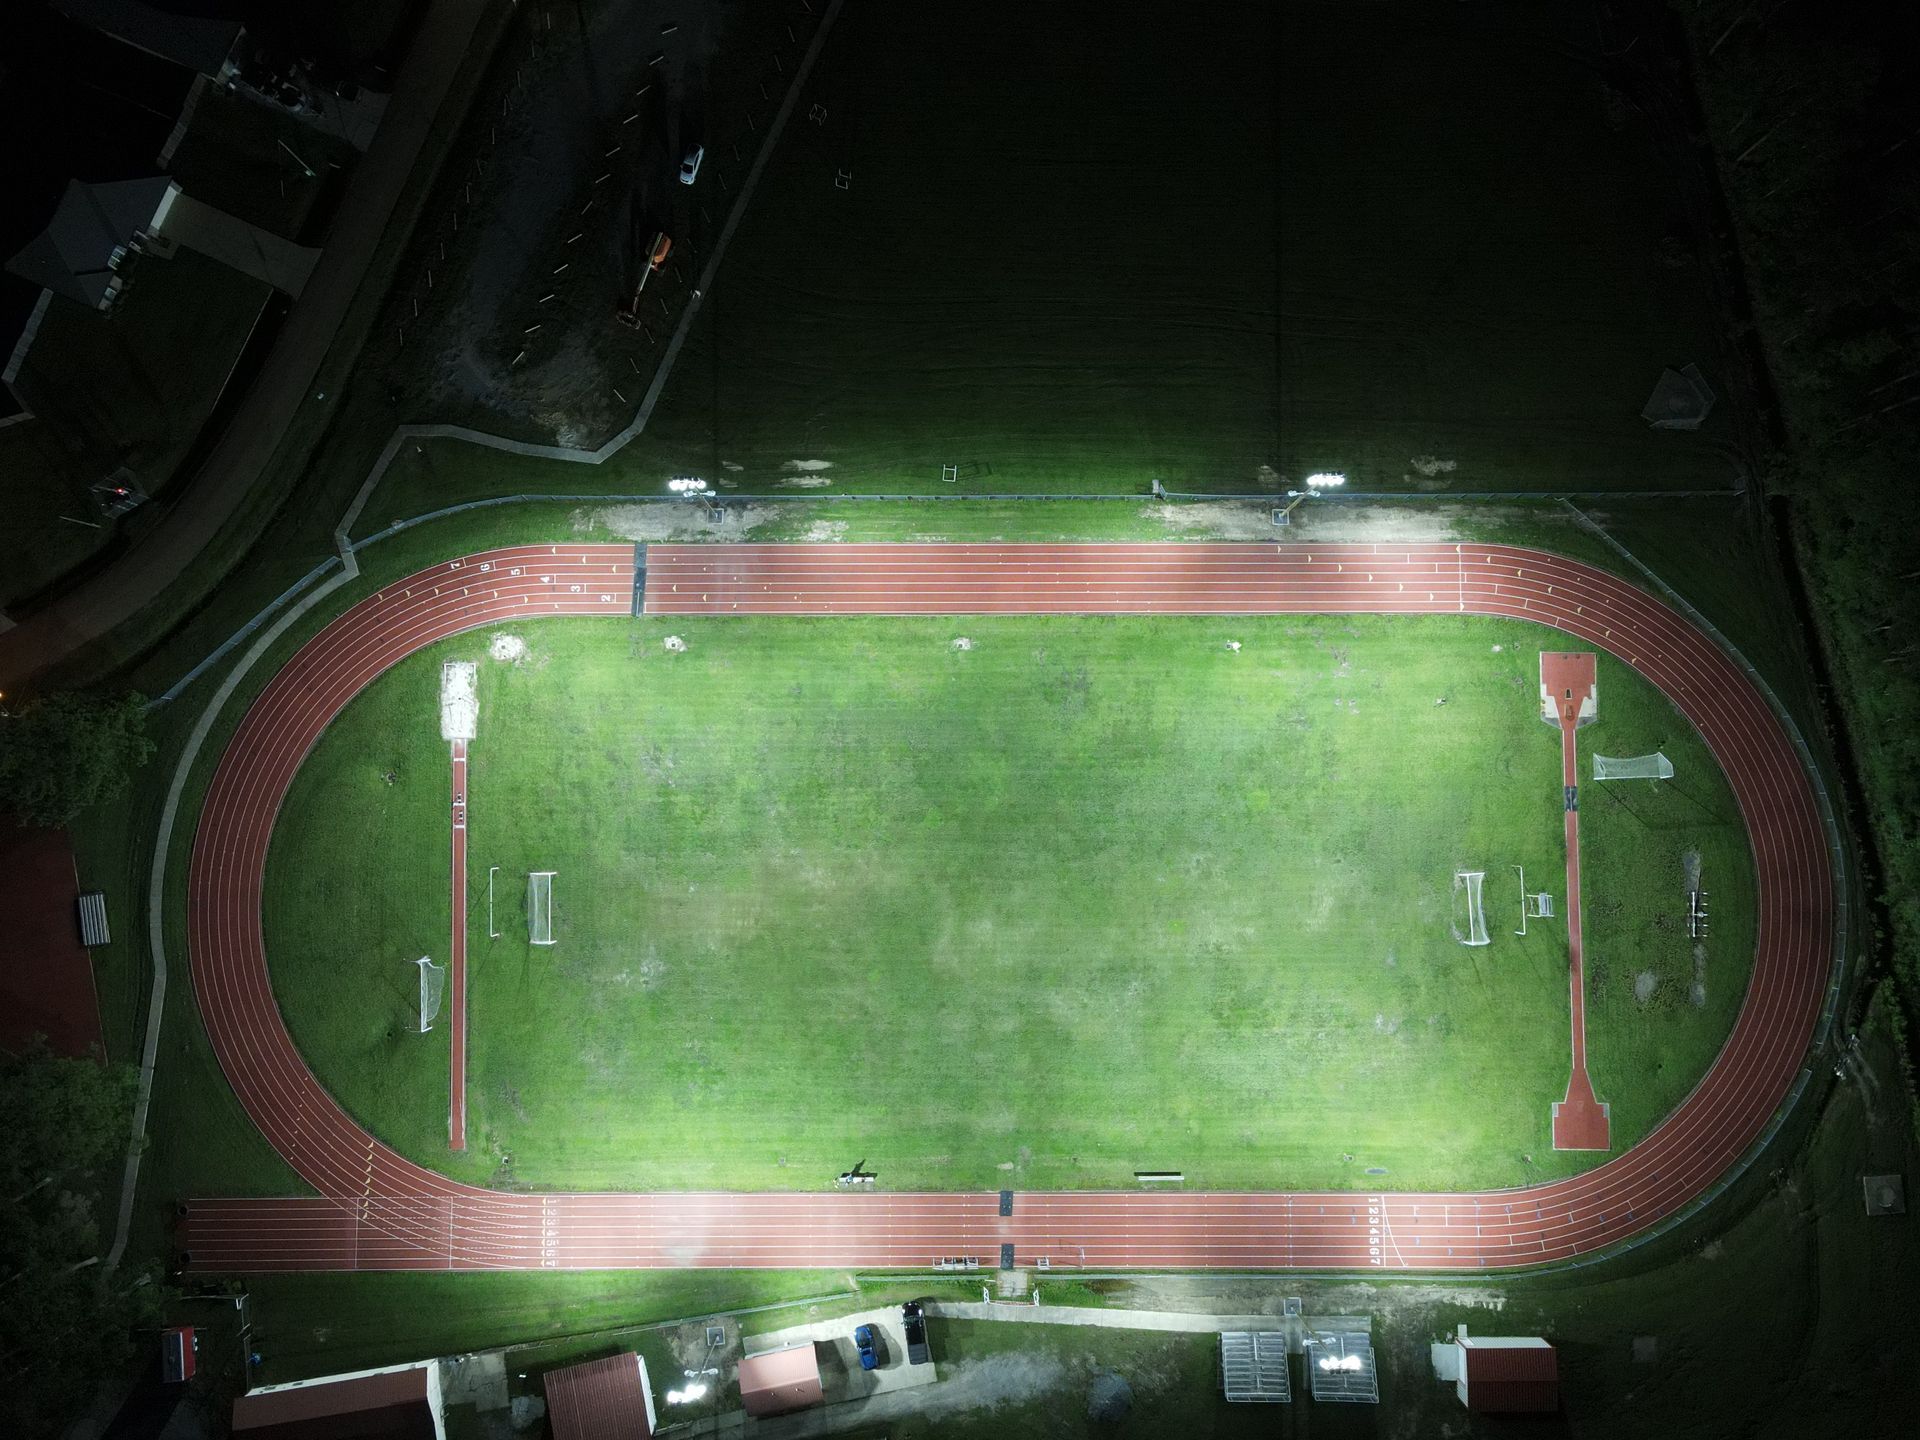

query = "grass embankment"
[264,613,1751,1193]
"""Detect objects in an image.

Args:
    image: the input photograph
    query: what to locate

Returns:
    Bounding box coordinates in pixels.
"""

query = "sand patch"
[576,501,777,541]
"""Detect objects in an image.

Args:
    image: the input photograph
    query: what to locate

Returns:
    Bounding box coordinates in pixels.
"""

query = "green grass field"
[262,612,1753,1194]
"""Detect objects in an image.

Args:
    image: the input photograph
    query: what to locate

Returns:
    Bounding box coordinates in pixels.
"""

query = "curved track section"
[183,543,1831,1271]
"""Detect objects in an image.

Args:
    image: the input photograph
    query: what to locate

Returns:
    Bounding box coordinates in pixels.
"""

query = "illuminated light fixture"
[1275,470,1346,526]
[1318,1353,1365,1372]
[668,476,712,495]
[666,1383,709,1404]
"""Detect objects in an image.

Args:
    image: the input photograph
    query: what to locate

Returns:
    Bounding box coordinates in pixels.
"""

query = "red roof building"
[231,1360,445,1440]
[1454,1329,1559,1414]
[736,1345,823,1418]
[543,1352,657,1440]
[161,1326,197,1384]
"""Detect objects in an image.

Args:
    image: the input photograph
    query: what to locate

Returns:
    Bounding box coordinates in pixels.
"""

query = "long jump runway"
[181,543,1831,1272]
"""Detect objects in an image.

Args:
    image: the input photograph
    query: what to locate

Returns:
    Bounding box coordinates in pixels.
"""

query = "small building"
[736,1344,823,1418]
[544,1352,657,1440]
[1454,1327,1559,1414]
[161,1325,197,1384]
[232,1359,445,1440]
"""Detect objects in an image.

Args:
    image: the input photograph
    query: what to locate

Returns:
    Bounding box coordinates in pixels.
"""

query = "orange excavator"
[615,231,672,328]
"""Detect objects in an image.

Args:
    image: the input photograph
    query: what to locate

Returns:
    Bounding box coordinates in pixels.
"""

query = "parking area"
[743,1305,937,1407]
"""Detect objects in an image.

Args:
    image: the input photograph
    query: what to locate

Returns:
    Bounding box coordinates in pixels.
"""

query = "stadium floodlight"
[1275,469,1347,526]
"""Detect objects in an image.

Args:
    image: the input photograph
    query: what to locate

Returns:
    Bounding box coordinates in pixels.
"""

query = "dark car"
[854,1323,880,1371]
[902,1301,930,1364]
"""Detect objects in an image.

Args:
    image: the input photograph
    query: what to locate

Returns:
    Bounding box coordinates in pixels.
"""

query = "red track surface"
[1540,652,1609,1151]
[449,737,469,1152]
[182,543,1831,1272]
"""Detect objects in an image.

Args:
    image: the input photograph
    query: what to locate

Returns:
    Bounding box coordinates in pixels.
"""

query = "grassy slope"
[585,0,1279,497]
[1276,2,1740,495]
[264,613,1751,1193]
[345,0,1741,529]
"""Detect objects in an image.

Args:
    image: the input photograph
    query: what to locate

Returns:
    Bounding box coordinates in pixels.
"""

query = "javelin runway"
[181,543,1832,1272]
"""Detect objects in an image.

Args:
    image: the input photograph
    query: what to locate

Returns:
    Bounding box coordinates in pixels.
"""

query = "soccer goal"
[528,871,557,945]
[1592,751,1673,781]
[415,957,446,1032]
[1454,871,1490,947]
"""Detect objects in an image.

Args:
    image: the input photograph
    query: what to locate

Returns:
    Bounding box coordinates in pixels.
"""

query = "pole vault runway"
[180,543,1832,1272]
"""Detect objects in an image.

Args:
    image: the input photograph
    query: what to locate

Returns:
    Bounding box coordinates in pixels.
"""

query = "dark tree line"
[0,691,153,829]
[1677,1,1920,1116]
[0,1047,156,1437]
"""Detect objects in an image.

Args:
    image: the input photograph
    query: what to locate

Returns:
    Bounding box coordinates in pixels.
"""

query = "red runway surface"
[448,737,469,1152]
[1539,652,1610,1151]
[182,543,1832,1272]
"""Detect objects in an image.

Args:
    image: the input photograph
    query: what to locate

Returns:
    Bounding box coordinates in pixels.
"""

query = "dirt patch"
[663,635,687,653]
[952,636,973,651]
[1634,970,1658,1004]
[1292,502,1476,543]
[1146,500,1280,540]
[1408,455,1459,478]
[776,474,834,488]
[801,519,848,542]
[577,501,780,540]
[909,1354,1069,1422]
[781,459,833,472]
[489,632,527,664]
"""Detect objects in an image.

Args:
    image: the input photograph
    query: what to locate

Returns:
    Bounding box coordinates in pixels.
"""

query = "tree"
[0,1046,156,1437]
[0,691,154,828]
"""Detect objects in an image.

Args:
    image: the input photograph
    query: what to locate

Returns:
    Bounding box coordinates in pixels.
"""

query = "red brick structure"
[544,1352,657,1440]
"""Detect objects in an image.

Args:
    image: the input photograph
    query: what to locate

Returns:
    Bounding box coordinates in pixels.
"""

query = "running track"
[181,543,1831,1272]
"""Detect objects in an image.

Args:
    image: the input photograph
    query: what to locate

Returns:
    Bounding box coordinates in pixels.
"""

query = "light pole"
[1274,471,1346,525]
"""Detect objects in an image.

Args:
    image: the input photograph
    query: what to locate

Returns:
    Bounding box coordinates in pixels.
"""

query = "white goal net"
[1592,752,1674,781]
[528,871,556,945]
[415,957,445,1032]
[1455,871,1490,947]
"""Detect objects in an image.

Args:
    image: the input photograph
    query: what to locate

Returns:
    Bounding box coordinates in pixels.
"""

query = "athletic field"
[263,612,1753,1194]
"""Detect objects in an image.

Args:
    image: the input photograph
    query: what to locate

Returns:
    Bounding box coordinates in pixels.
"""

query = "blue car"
[854,1323,880,1371]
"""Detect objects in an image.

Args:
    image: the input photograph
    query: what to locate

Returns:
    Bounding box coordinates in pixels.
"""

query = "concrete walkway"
[923,1300,1371,1341]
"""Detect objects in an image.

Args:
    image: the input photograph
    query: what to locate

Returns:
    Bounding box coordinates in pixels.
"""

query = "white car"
[678,145,704,185]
